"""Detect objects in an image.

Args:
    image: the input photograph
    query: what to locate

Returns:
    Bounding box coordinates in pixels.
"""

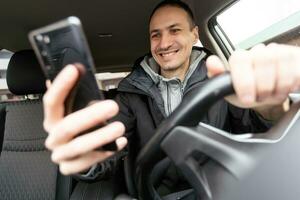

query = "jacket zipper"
[166,83,172,116]
[180,83,184,98]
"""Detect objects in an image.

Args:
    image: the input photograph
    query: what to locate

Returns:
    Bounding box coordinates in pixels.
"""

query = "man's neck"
[160,60,190,81]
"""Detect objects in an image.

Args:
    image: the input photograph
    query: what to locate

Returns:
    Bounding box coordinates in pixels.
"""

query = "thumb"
[206,55,226,78]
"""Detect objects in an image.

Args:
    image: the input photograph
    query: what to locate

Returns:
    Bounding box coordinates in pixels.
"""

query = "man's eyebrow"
[150,23,182,35]
[150,29,160,35]
[168,23,181,29]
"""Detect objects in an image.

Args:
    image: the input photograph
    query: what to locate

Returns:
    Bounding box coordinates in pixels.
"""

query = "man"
[44,0,300,197]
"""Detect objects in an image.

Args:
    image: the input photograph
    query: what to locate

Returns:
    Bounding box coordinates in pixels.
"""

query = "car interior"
[1,0,300,199]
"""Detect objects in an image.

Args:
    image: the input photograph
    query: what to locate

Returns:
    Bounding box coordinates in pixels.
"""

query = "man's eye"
[171,29,180,34]
[151,34,160,39]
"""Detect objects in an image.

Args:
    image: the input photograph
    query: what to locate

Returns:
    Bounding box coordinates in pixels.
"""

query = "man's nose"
[158,33,172,50]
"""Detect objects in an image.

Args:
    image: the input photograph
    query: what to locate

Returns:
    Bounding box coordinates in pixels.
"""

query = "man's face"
[149,5,198,73]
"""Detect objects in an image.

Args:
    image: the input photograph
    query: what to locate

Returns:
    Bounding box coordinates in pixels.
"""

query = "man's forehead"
[149,6,190,32]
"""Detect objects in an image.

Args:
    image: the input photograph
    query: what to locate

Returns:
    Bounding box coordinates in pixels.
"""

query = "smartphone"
[28,16,117,151]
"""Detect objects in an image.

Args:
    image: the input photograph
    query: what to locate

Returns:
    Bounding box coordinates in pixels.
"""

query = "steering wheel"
[134,73,300,200]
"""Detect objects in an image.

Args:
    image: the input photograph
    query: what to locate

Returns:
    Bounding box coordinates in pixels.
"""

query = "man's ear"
[192,26,199,44]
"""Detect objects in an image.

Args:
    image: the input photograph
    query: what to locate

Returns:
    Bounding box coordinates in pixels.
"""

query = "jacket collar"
[118,46,211,95]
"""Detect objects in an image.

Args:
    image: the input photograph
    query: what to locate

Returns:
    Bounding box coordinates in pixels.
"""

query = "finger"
[206,55,226,78]
[283,45,300,92]
[57,138,127,175]
[45,100,119,149]
[251,44,276,101]
[274,45,296,101]
[45,80,51,89]
[59,151,114,175]
[43,65,80,131]
[229,49,256,105]
[293,54,300,92]
[51,121,125,162]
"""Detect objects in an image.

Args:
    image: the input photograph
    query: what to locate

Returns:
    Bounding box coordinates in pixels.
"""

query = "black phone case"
[29,17,117,151]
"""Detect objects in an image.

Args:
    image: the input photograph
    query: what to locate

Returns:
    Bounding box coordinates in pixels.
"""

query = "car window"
[0,49,13,100]
[214,0,300,50]
[96,72,129,91]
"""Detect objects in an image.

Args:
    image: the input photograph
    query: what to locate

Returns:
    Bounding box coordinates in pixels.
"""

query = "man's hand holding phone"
[43,64,128,175]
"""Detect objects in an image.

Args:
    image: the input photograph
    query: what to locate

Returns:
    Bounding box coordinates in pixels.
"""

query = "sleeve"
[227,103,274,134]
[73,92,136,182]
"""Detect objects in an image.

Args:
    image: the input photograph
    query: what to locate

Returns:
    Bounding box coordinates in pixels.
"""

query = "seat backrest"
[0,50,72,200]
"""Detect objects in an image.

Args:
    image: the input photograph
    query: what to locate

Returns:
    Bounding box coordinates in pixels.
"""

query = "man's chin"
[160,64,180,71]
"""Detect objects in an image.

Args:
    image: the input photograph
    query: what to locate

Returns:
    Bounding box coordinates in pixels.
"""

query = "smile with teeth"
[159,50,179,57]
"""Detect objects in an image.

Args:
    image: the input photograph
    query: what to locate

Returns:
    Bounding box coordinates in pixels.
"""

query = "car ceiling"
[0,0,235,72]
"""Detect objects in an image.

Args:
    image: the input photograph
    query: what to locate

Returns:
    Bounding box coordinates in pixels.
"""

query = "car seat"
[0,50,73,200]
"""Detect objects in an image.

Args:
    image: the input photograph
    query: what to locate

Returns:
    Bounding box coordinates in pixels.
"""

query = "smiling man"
[149,4,198,80]
[43,0,300,199]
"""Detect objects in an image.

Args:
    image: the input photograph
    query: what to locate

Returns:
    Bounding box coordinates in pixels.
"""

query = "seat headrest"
[6,50,46,95]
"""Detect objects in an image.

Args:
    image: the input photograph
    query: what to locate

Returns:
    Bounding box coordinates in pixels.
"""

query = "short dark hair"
[149,0,196,29]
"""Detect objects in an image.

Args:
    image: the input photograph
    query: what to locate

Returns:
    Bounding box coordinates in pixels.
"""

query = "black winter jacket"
[115,47,270,151]
[79,47,271,184]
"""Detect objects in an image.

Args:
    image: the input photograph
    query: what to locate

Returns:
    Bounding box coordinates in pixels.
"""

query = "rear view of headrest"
[6,50,46,95]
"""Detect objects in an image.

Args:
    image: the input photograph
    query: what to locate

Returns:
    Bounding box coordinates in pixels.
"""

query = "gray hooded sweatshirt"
[140,49,207,116]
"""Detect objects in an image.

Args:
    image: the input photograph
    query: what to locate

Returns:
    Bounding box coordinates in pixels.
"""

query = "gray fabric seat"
[0,50,72,200]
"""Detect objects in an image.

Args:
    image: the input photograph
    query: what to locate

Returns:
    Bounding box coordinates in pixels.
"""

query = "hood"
[140,48,208,90]
[117,46,211,116]
[118,46,211,94]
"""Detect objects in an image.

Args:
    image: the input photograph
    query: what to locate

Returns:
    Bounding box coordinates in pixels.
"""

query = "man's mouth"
[159,50,179,58]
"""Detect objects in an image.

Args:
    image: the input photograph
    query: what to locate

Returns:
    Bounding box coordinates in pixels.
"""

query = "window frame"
[209,0,300,55]
[208,0,238,59]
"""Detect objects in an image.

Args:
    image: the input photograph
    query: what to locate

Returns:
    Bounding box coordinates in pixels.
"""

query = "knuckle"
[45,140,52,150]
[266,43,280,55]
[43,94,55,108]
[69,140,83,154]
[253,43,266,49]
[53,122,72,138]
[59,164,70,175]
[249,44,266,55]
[50,153,59,163]
[229,50,247,63]
[43,121,51,132]
[267,42,278,48]
[252,52,275,67]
